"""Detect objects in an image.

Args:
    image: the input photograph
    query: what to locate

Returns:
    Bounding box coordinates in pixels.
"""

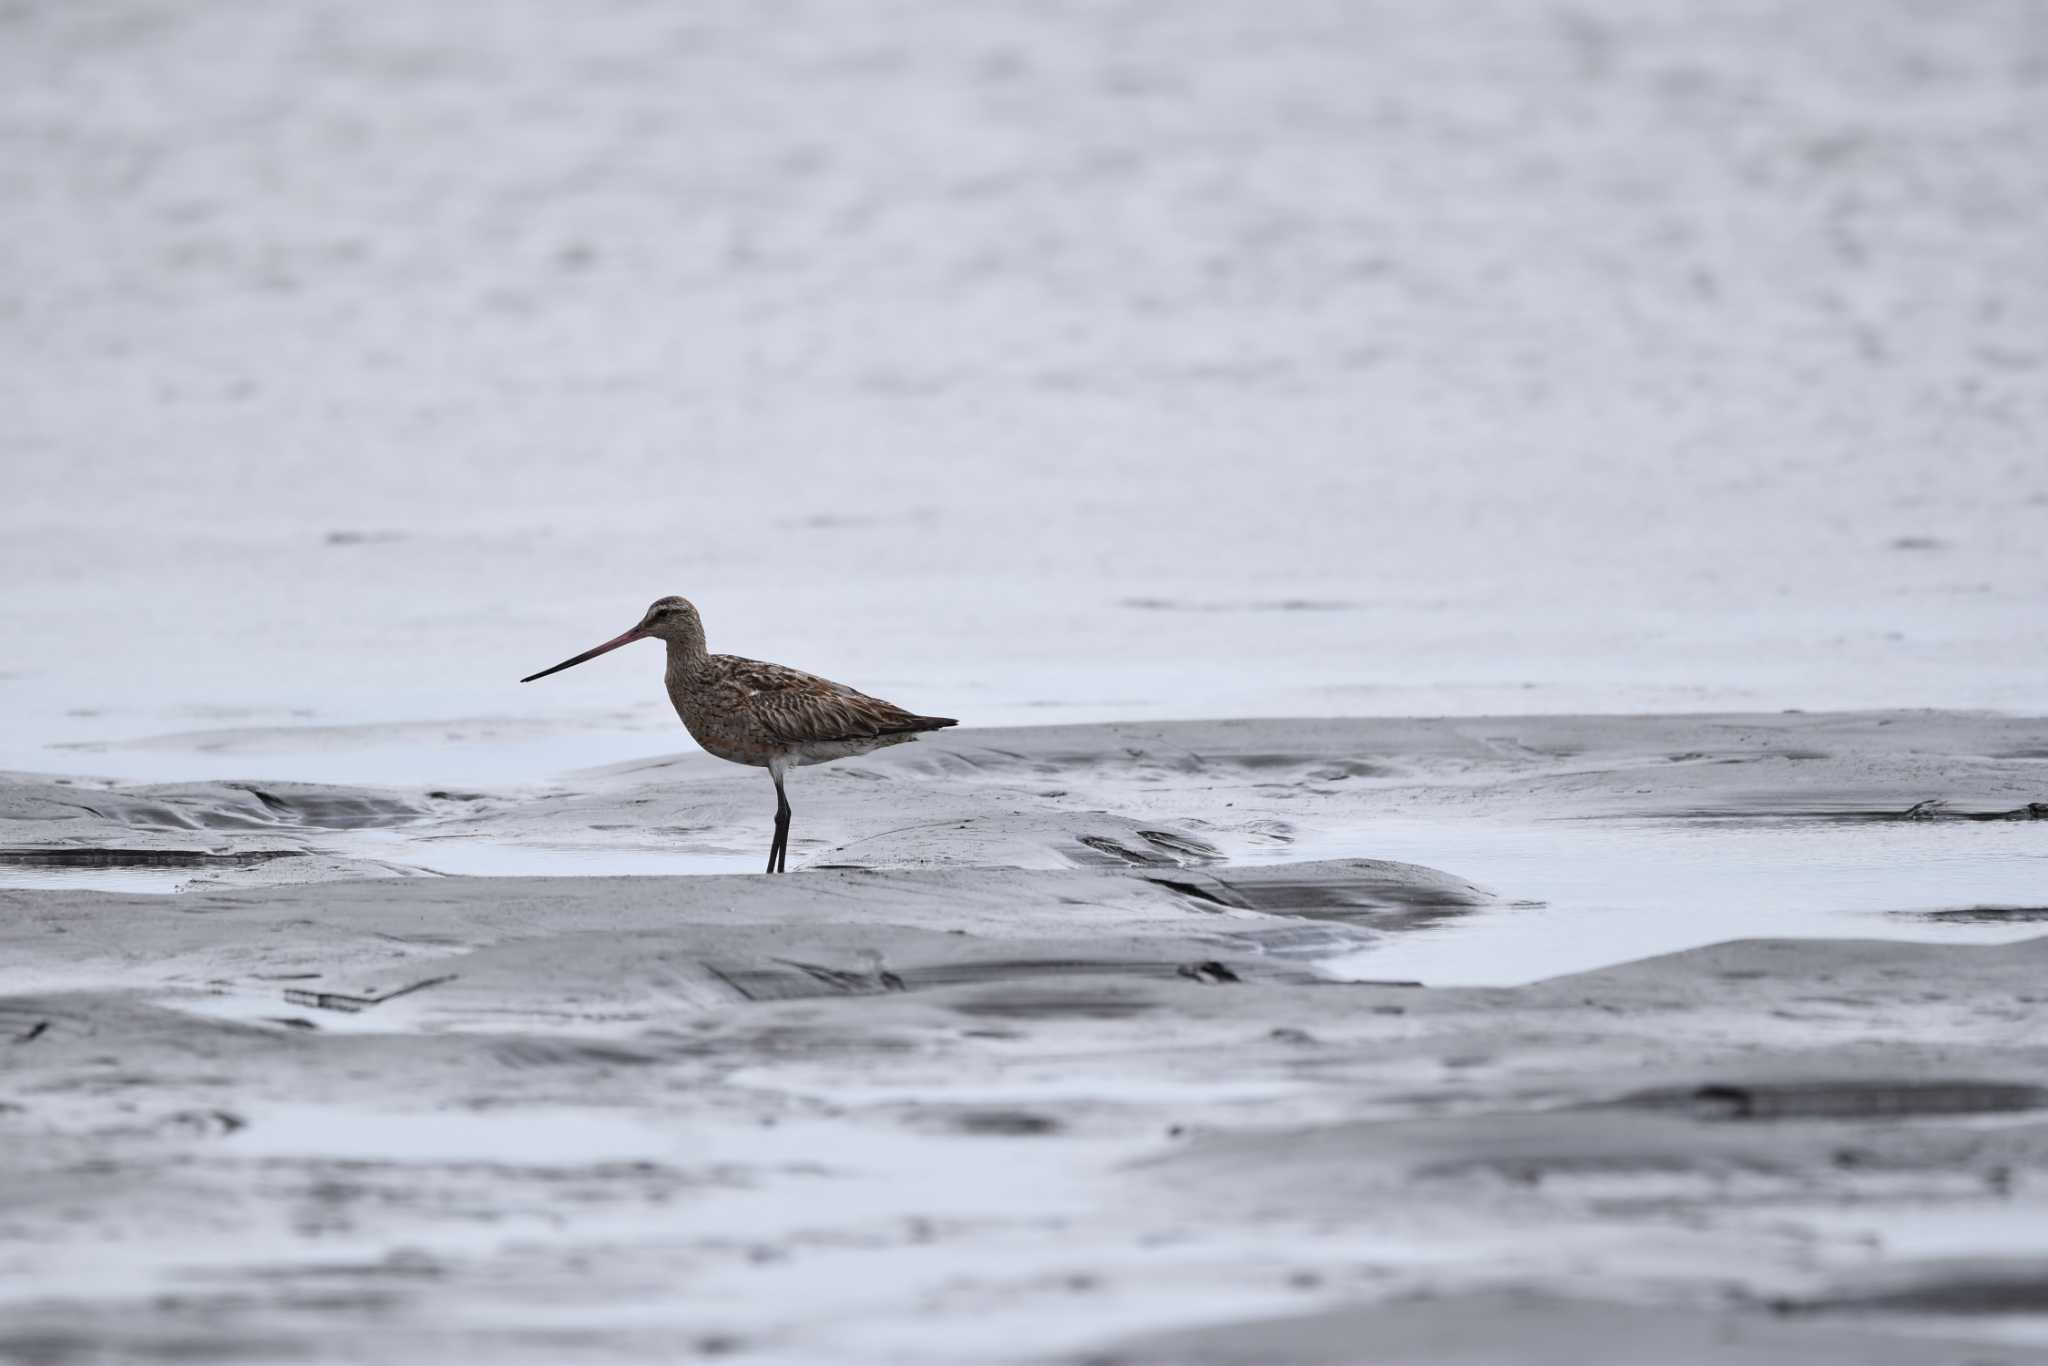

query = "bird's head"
[634,595,702,644]
[520,595,702,683]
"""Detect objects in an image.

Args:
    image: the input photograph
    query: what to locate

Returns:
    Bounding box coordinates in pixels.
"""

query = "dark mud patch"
[1897,799,2048,822]
[949,1109,1063,1136]
[0,780,427,835]
[1075,835,1167,867]
[1782,1264,2048,1316]
[1214,752,1333,770]
[0,1000,91,1044]
[1074,830,1221,868]
[1090,1290,2047,1366]
[1151,877,1235,908]
[1632,798,2048,824]
[153,1108,248,1139]
[0,848,304,869]
[1897,905,2048,924]
[1664,749,1831,764]
[1606,1079,2048,1122]
[1136,830,1222,863]
[1301,759,1392,781]
[143,783,430,831]
[1150,859,1495,929]
[704,959,904,1001]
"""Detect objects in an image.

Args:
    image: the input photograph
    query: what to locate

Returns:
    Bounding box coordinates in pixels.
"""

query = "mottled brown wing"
[715,656,938,745]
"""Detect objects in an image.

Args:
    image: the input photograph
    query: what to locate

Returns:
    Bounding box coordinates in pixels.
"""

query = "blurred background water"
[4,0,2045,785]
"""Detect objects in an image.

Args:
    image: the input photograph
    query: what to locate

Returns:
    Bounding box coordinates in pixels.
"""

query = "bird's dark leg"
[768,766,792,874]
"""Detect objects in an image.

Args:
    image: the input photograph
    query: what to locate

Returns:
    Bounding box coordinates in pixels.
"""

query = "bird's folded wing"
[720,657,921,743]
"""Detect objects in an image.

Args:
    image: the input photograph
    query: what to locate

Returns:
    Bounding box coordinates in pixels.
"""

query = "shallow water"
[25,726,685,791]
[0,865,222,895]
[1309,818,2048,986]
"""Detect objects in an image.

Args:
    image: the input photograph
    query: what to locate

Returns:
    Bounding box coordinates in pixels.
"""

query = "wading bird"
[521,596,957,873]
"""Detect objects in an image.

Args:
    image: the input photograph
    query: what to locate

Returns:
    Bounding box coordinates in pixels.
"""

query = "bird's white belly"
[788,734,915,766]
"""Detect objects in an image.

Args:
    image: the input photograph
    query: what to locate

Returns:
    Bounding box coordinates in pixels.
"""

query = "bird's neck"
[663,630,711,683]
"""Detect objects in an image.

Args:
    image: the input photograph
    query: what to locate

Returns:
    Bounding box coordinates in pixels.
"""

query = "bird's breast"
[667,684,773,767]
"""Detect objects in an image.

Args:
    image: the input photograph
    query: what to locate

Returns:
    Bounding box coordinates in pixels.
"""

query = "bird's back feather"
[712,655,954,746]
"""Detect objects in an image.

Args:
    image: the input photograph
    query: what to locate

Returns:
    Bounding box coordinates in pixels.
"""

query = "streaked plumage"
[522,595,956,872]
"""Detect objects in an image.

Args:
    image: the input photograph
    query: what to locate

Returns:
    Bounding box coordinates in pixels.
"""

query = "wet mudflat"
[5,711,2043,981]
[4,0,2044,1353]
[1,712,2047,1363]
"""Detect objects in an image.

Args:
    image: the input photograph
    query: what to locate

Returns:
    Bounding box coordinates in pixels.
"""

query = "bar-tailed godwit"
[521,596,957,873]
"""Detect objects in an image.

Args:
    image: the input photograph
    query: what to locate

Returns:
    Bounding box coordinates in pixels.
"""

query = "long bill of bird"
[524,618,651,684]
[520,598,698,683]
